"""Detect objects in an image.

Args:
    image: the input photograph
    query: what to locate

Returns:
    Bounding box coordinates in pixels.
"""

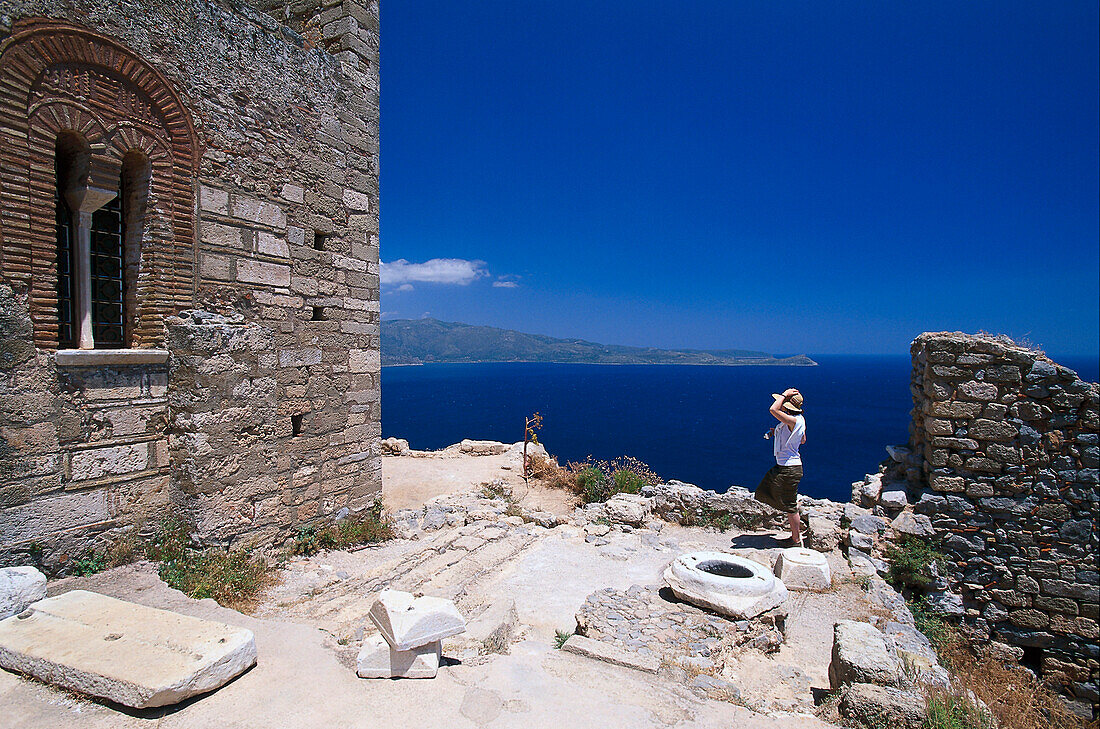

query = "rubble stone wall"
[908,332,1099,704]
[0,0,380,567]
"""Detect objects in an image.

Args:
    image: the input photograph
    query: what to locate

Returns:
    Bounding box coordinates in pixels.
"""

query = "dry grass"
[527,454,661,503]
[924,625,1094,729]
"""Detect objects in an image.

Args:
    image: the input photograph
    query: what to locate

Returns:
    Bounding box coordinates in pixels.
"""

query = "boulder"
[642,481,776,529]
[603,494,651,527]
[0,590,256,708]
[856,474,883,506]
[773,547,832,590]
[0,566,46,620]
[459,439,509,456]
[806,516,840,552]
[879,489,908,510]
[380,437,411,456]
[848,531,875,551]
[891,512,934,537]
[368,589,466,651]
[839,682,927,729]
[356,634,440,679]
[828,620,901,688]
[849,514,887,535]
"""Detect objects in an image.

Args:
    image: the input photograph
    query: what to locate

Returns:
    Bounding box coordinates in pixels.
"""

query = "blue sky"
[379,1,1099,357]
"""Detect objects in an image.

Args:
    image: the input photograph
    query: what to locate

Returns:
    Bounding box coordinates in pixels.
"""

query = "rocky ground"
[0,442,944,729]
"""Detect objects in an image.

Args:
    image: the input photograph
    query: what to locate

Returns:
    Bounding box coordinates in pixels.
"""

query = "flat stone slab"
[561,634,659,674]
[368,589,466,651]
[356,634,440,679]
[773,547,832,590]
[0,566,46,620]
[0,590,256,708]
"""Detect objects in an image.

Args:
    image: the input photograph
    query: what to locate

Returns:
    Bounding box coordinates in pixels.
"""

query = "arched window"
[53,134,150,349]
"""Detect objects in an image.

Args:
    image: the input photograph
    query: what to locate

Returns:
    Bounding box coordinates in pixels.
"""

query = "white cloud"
[381,258,488,286]
[492,280,519,288]
[397,283,414,292]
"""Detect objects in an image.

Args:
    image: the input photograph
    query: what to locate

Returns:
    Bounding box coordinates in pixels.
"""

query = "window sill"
[55,349,170,366]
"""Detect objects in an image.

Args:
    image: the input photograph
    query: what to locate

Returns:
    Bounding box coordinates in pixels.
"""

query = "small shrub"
[71,549,107,576]
[885,535,942,589]
[479,481,513,502]
[925,686,995,729]
[544,455,662,504]
[682,504,734,532]
[554,629,572,649]
[612,468,645,495]
[576,466,611,503]
[910,597,954,654]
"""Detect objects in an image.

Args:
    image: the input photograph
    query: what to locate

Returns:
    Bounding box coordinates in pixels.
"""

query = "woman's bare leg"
[788,511,803,547]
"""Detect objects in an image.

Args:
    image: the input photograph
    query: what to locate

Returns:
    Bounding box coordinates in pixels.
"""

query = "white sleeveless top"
[773,415,806,466]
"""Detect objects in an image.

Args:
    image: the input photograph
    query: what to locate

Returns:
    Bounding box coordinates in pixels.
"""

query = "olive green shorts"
[754,465,803,513]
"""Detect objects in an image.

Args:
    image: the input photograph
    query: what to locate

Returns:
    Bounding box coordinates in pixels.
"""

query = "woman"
[756,388,806,547]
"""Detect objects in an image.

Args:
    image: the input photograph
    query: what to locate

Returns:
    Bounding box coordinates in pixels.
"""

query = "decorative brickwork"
[0,19,198,348]
[908,333,1099,705]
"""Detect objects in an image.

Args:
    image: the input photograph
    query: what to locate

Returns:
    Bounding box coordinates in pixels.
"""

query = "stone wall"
[908,332,1098,705]
[0,0,380,567]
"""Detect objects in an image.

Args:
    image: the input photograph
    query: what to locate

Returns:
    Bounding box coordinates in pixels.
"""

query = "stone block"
[806,517,840,552]
[199,184,229,214]
[348,348,380,373]
[257,232,290,258]
[0,490,109,546]
[603,493,651,527]
[236,259,291,288]
[879,489,907,510]
[0,567,46,620]
[201,221,245,250]
[970,418,1018,442]
[891,512,934,537]
[368,589,466,651]
[561,634,659,674]
[280,183,305,204]
[774,547,831,590]
[356,633,440,679]
[279,348,323,367]
[70,443,149,481]
[840,683,927,729]
[343,188,371,211]
[0,590,255,708]
[828,620,901,688]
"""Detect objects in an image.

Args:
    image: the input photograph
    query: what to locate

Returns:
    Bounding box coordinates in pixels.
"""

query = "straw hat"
[771,392,804,414]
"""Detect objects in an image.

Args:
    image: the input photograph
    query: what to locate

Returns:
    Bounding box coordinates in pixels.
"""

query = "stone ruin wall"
[907,332,1098,705]
[0,0,381,568]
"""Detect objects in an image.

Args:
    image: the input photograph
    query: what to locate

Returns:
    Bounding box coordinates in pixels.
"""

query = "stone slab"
[0,590,256,708]
[0,567,46,620]
[368,589,466,651]
[561,634,659,674]
[356,634,440,679]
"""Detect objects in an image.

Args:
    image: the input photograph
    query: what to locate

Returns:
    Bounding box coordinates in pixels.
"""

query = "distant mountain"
[381,319,817,367]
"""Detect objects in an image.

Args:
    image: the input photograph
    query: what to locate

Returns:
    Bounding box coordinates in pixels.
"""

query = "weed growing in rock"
[148,517,272,611]
[71,549,108,576]
[884,535,942,589]
[554,629,572,649]
[289,498,394,556]
[682,504,735,532]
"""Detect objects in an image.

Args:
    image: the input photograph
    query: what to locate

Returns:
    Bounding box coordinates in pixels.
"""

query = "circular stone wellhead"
[662,552,788,619]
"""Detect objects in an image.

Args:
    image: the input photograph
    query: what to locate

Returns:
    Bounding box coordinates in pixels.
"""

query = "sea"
[381,355,1099,503]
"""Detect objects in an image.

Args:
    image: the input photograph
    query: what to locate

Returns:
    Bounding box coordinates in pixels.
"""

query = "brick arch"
[0,18,200,348]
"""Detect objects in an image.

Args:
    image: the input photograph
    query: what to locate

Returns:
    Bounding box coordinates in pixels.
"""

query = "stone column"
[64,186,117,349]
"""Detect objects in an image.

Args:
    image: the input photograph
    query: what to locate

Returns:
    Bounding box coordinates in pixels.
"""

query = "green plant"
[612,468,645,495]
[71,549,107,576]
[554,629,572,649]
[479,481,514,502]
[885,535,943,589]
[147,517,272,611]
[910,597,954,655]
[575,466,611,503]
[925,686,995,729]
[683,504,734,532]
[289,499,394,557]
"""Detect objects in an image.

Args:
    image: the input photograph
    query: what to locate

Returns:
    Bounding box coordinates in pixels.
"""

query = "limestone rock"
[806,516,840,552]
[773,547,832,590]
[891,511,934,537]
[380,437,411,456]
[356,634,440,679]
[839,682,926,729]
[0,566,46,620]
[603,494,651,527]
[849,514,887,535]
[561,634,659,674]
[879,489,908,510]
[828,620,901,688]
[848,531,875,551]
[368,589,466,651]
[0,590,256,708]
[458,439,508,456]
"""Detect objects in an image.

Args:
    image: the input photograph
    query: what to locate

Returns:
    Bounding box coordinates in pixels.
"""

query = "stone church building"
[0,0,381,568]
